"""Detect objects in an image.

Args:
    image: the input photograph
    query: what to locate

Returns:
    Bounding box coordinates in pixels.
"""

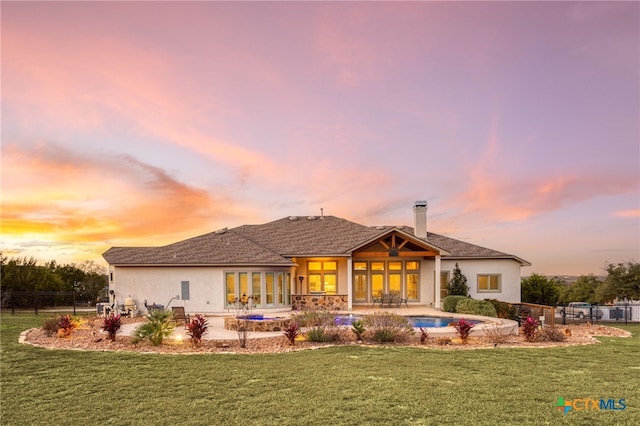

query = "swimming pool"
[334,315,480,328]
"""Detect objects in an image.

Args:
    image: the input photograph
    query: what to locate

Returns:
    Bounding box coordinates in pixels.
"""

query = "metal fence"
[555,303,639,326]
[1,290,96,315]
[506,302,639,328]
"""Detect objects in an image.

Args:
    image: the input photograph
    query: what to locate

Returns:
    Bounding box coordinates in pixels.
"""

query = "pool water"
[334,315,479,328]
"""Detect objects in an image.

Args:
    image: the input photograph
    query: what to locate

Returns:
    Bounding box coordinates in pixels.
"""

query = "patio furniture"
[381,293,395,308]
[171,306,189,328]
[398,297,409,308]
[372,295,383,308]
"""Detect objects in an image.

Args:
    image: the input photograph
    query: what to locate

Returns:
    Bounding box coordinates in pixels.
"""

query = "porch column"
[435,255,442,309]
[347,257,353,310]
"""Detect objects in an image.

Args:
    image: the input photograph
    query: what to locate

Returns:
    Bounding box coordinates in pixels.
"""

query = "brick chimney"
[413,200,428,239]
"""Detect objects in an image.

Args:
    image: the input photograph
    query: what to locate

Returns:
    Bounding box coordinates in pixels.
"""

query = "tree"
[448,263,469,296]
[521,273,560,306]
[78,261,108,304]
[559,274,602,305]
[596,261,640,303]
[0,256,63,308]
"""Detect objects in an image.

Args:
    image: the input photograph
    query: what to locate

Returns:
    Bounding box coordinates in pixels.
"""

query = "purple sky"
[2,1,639,275]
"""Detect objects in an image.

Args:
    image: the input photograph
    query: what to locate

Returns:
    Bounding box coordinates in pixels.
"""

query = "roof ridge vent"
[307,216,317,220]
[375,226,385,230]
[214,227,228,234]
[288,216,299,221]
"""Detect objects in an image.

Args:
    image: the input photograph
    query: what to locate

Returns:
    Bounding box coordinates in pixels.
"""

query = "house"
[102,202,530,314]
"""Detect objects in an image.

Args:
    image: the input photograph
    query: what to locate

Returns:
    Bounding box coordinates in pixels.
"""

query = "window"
[406,272,419,300]
[226,271,290,307]
[388,261,402,271]
[181,281,190,300]
[478,274,501,292]
[266,273,274,304]
[226,273,235,304]
[252,273,262,307]
[354,262,367,301]
[277,273,285,305]
[371,262,385,271]
[308,261,337,294]
[239,273,249,299]
[440,271,450,300]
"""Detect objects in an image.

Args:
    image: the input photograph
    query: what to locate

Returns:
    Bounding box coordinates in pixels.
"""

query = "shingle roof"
[234,215,385,256]
[103,215,529,266]
[102,229,293,266]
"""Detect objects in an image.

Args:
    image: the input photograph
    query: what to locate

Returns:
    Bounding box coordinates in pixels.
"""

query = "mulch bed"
[20,316,631,355]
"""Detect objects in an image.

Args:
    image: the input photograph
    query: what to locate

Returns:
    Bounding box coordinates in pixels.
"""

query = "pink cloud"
[614,209,640,218]
[1,144,234,246]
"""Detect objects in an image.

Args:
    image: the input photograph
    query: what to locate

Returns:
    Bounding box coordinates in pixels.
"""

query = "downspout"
[435,255,442,309]
[347,257,353,311]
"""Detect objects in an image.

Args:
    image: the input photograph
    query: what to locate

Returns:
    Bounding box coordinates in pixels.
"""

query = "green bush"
[305,326,339,343]
[485,299,518,320]
[442,296,468,313]
[351,319,366,341]
[455,298,497,317]
[362,312,413,343]
[132,309,175,346]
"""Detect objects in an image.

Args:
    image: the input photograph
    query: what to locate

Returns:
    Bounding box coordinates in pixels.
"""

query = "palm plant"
[132,309,175,346]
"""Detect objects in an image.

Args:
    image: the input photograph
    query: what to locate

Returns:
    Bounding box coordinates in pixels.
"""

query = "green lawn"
[1,314,638,425]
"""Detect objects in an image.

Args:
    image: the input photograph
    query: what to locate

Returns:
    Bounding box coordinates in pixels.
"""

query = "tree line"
[521,261,640,306]
[0,253,108,309]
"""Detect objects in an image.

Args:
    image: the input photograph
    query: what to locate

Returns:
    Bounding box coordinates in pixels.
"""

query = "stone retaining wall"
[224,317,292,332]
[291,294,348,311]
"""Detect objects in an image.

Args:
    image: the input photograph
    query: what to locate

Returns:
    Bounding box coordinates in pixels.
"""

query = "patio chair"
[372,294,383,308]
[171,306,189,328]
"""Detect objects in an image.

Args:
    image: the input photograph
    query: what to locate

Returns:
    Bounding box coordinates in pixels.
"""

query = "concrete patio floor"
[120,305,518,341]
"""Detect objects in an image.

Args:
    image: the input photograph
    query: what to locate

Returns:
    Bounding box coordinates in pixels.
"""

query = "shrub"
[436,337,452,346]
[57,314,79,338]
[451,318,475,343]
[372,328,397,343]
[306,326,338,343]
[483,324,513,344]
[291,310,335,327]
[42,317,59,337]
[455,298,497,317]
[537,326,567,342]
[283,322,300,345]
[362,312,413,343]
[442,296,468,313]
[132,309,175,346]
[485,299,518,320]
[521,316,539,342]
[101,313,122,342]
[351,319,366,341]
[186,314,208,346]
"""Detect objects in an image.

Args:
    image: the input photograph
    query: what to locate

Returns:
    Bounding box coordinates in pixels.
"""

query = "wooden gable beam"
[353,251,437,258]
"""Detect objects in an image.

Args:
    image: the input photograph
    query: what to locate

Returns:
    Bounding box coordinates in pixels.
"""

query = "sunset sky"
[2,1,638,276]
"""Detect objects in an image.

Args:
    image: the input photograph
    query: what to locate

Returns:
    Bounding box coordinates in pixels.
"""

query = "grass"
[1,314,639,425]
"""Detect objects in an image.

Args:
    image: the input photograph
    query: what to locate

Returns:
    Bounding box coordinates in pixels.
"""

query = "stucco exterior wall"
[109,265,295,315]
[440,259,522,303]
[109,266,224,315]
[420,258,436,307]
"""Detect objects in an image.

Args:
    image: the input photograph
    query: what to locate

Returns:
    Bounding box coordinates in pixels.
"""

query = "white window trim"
[477,273,502,293]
